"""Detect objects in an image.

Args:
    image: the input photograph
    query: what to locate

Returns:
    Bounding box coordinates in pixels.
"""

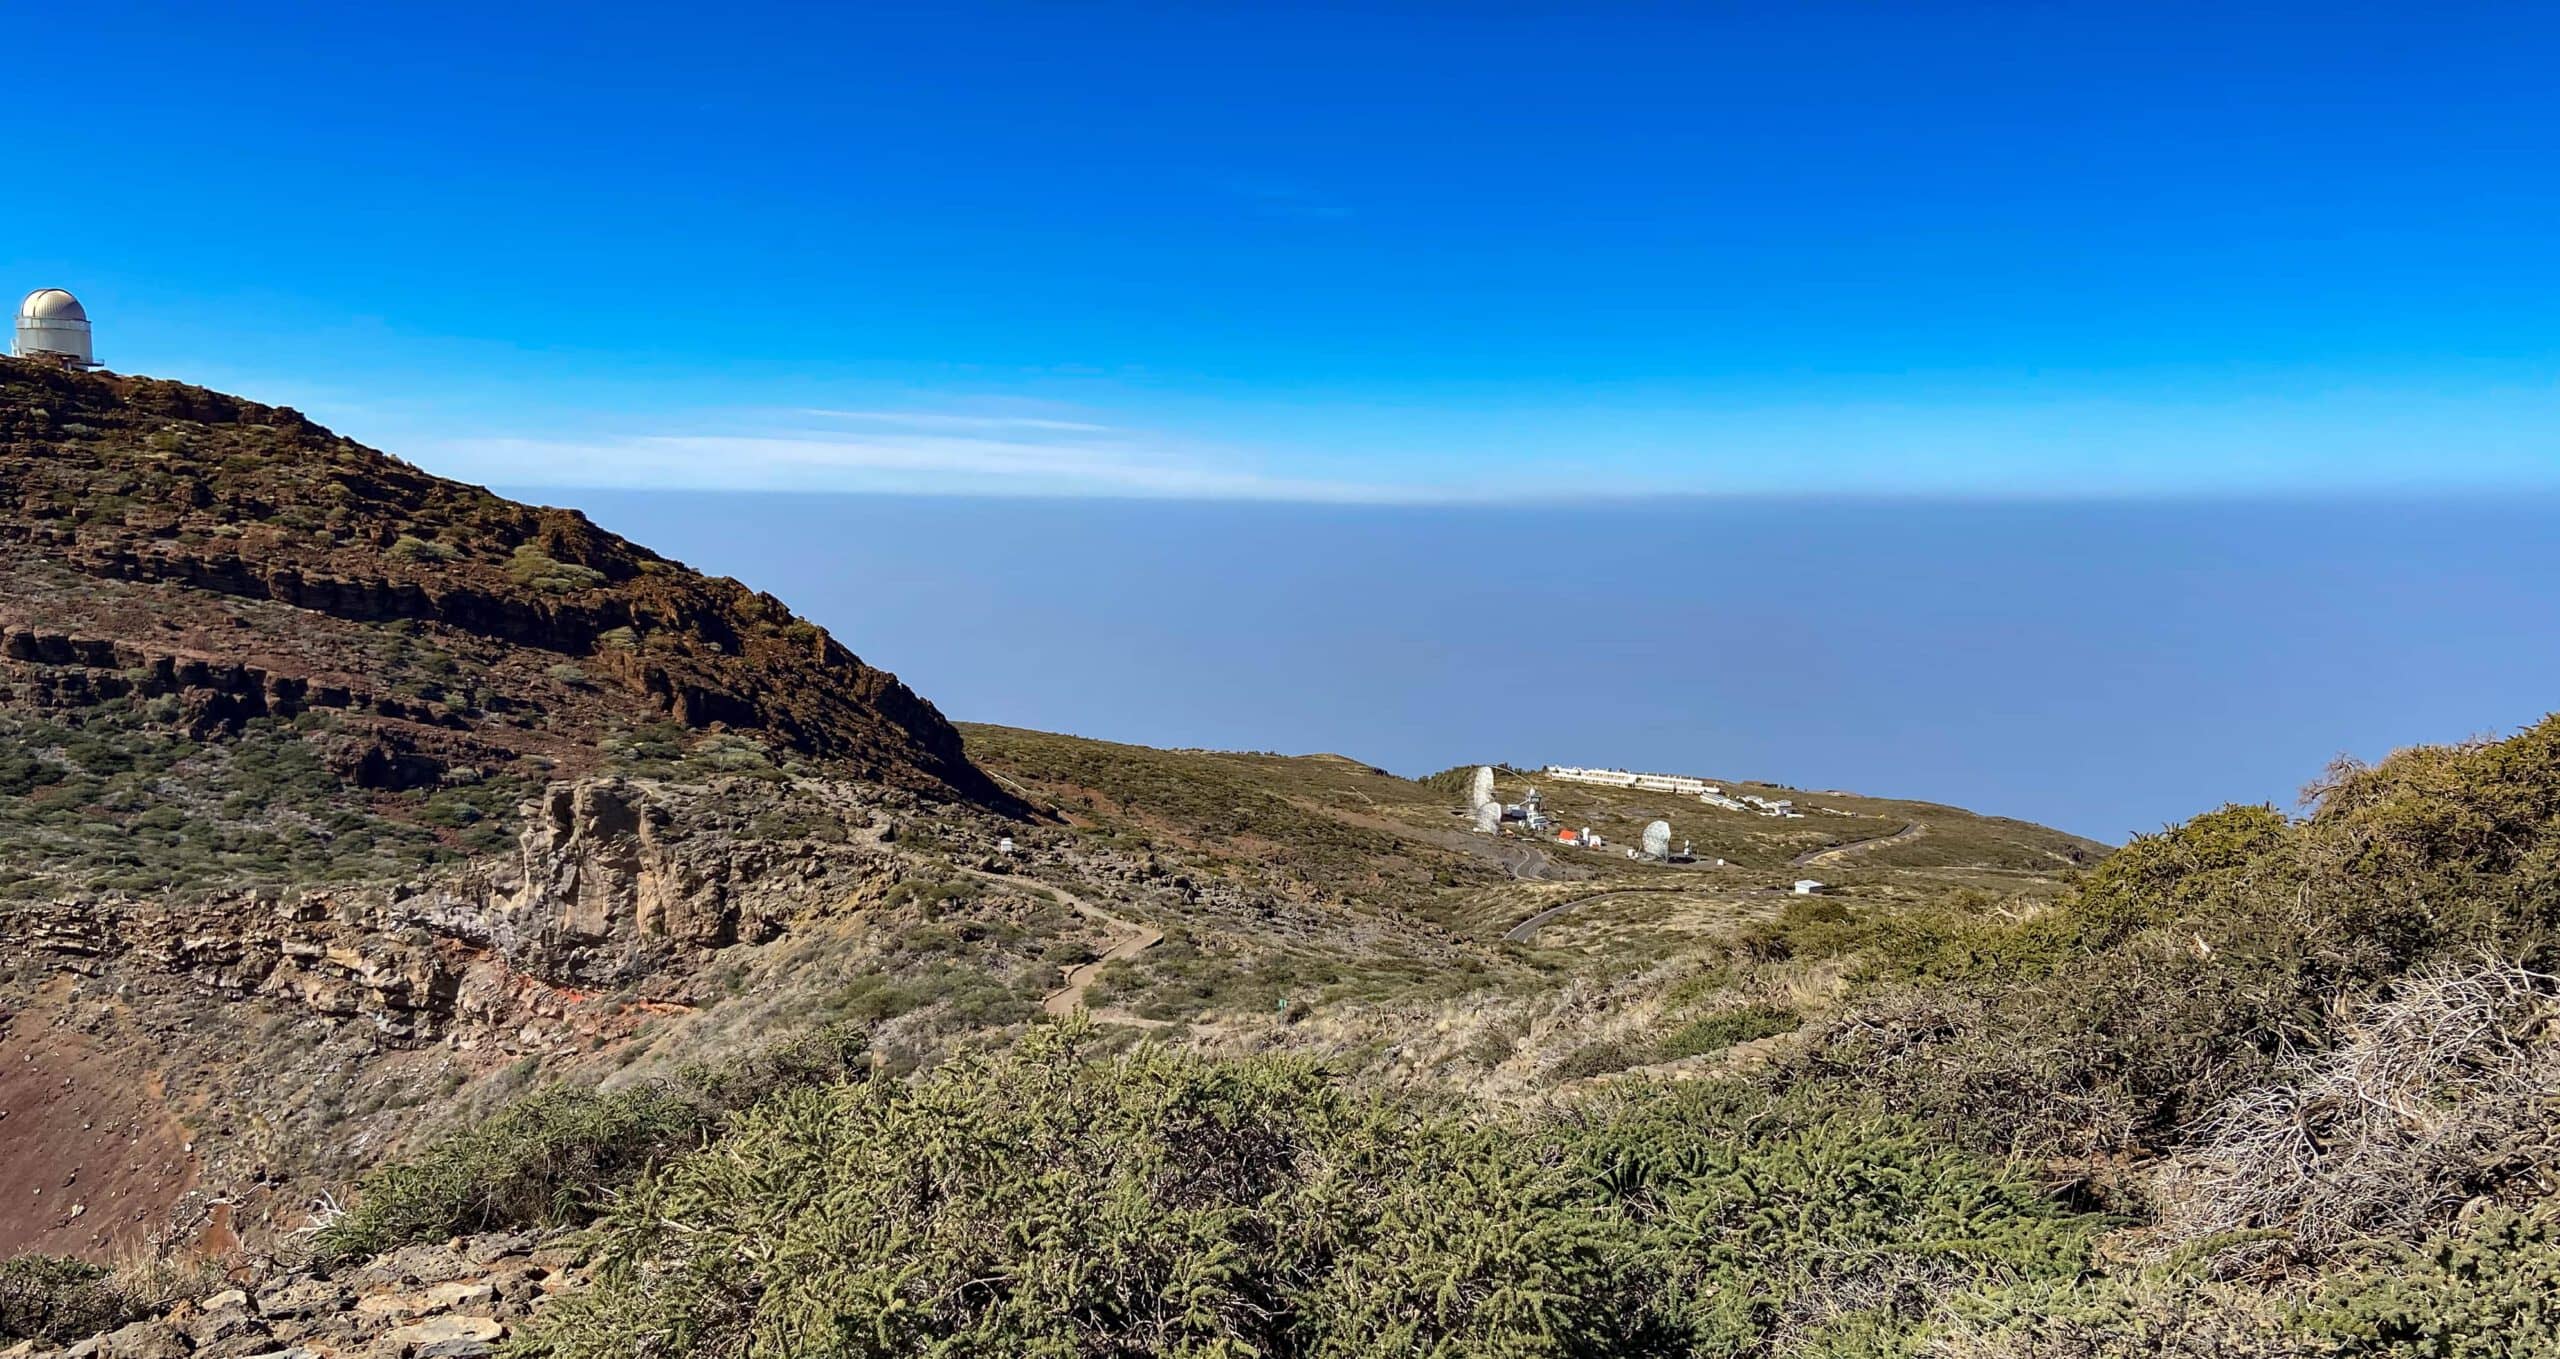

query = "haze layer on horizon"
[9,2,2557,501]
[548,490,2560,843]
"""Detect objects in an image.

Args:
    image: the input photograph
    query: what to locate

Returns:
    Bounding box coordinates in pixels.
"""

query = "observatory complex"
[12,289,97,368]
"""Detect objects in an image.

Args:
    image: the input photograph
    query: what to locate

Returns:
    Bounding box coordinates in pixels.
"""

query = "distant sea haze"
[536,492,2560,843]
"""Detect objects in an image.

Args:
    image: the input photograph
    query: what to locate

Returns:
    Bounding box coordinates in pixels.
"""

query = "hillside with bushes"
[9,716,2550,1356]
[1,361,2548,1355]
[0,361,1013,899]
[513,720,2560,1355]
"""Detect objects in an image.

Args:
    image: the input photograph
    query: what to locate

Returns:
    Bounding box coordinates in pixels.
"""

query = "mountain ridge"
[0,360,1019,898]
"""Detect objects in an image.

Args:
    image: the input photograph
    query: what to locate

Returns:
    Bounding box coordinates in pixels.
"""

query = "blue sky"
[8,2,2557,499]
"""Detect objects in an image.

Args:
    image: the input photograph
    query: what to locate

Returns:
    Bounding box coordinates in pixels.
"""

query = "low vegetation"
[315,1025,870,1263]
[0,1254,212,1346]
[516,1024,2087,1359]
[0,703,524,898]
[475,718,2560,1353]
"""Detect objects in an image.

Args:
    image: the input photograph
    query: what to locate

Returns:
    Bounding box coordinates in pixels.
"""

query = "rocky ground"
[0,772,926,1252]
[11,1231,586,1359]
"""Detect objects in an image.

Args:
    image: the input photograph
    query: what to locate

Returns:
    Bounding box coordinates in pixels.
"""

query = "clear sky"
[8,2,2557,499]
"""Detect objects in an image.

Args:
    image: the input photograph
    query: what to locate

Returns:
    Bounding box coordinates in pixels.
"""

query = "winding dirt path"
[1044,908,1167,1019]
[963,869,1170,1024]
[1789,822,1921,868]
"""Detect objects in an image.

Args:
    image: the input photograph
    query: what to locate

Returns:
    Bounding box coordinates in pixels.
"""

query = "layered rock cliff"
[0,773,916,1258]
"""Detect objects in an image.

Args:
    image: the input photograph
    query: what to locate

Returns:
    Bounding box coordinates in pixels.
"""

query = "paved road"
[1503,887,1695,944]
[1789,822,1920,868]
[1489,839,1560,882]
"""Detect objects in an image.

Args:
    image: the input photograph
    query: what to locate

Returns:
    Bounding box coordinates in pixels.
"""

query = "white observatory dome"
[14,288,96,367]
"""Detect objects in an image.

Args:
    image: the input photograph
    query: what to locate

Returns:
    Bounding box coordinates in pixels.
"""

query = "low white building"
[1791,879,1826,895]
[1545,766,1715,797]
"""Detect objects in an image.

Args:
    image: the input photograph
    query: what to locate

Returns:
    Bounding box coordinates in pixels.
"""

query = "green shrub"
[1798,722,2560,1171]
[1553,1038,1645,1080]
[514,1030,2110,1359]
[2316,1207,2560,1357]
[1923,1272,2317,1359]
[0,1256,133,1343]
[1556,1081,2103,1355]
[1654,1003,1800,1061]
[879,875,981,915]
[1740,898,1882,963]
[522,1022,1675,1359]
[317,1025,869,1262]
[386,533,459,564]
[507,544,607,593]
[315,1083,703,1261]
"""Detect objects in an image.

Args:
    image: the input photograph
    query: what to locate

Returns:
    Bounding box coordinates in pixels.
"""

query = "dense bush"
[0,1253,214,1345]
[1792,718,2560,1182]
[317,1025,868,1262]
[2149,960,2560,1273]
[0,1255,133,1343]
[2315,1207,2560,1357]
[514,1024,2102,1359]
[1550,1003,1804,1081]
[1923,1272,2316,1359]
[385,533,459,564]
[507,544,608,593]
[527,1023,1676,1358]
[318,1083,707,1261]
[1559,1081,2100,1355]
[1654,1002,1801,1061]
[1740,897,1888,964]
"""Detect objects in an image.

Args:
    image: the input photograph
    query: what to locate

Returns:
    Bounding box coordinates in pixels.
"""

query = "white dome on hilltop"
[18,289,86,323]
[13,288,95,366]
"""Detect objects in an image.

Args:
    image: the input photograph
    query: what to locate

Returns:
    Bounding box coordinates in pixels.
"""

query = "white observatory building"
[13,289,96,368]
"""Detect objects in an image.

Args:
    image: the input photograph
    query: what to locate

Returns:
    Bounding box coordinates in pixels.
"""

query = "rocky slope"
[0,772,917,1259]
[0,359,1043,1262]
[0,359,1015,898]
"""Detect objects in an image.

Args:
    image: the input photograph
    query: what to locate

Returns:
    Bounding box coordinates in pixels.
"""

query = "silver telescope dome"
[14,289,96,366]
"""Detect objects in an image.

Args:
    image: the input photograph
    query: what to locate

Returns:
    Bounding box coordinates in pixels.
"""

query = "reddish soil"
[0,1001,198,1258]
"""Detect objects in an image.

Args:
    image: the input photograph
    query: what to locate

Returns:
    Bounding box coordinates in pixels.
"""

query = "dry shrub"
[1800,988,2149,1168]
[0,1250,217,1346]
[1923,1274,2315,1359]
[2149,959,2560,1273]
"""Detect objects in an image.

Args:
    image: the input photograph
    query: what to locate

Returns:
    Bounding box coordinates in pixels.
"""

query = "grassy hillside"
[955,725,2106,1055]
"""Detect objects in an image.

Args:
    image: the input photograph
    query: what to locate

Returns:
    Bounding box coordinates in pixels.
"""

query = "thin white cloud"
[411,409,1426,502]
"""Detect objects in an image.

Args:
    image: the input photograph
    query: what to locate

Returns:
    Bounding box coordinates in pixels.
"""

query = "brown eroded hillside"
[0,360,1017,895]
